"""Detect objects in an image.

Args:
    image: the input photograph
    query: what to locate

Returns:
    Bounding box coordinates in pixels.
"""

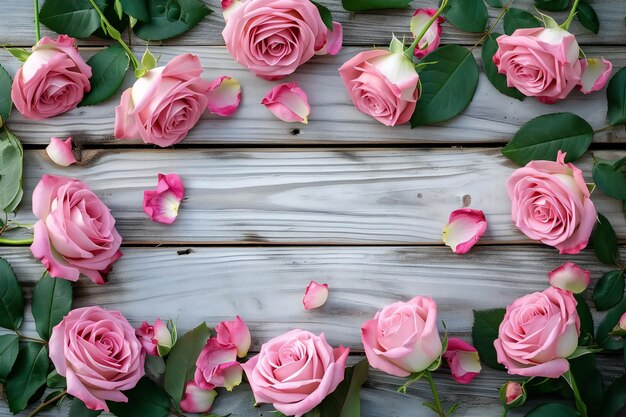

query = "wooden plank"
[2,46,624,146]
[11,148,626,245]
[2,0,625,47]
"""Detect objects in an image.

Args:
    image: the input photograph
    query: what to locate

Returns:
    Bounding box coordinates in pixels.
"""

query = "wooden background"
[1,0,626,416]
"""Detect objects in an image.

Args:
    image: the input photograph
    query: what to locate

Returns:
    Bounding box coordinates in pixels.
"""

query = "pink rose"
[507,150,596,254]
[494,287,580,378]
[136,318,175,356]
[215,315,251,358]
[339,38,419,127]
[242,329,349,417]
[361,296,442,377]
[410,8,444,59]
[493,27,581,104]
[194,338,243,391]
[222,0,342,80]
[30,175,122,284]
[115,54,211,147]
[442,338,481,384]
[11,35,91,120]
[49,306,145,411]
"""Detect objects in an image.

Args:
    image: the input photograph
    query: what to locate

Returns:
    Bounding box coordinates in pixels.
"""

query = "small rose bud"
[207,76,241,117]
[180,381,217,414]
[442,208,488,254]
[579,58,612,94]
[303,280,329,310]
[548,262,590,294]
[136,318,176,357]
[261,82,310,124]
[46,137,77,167]
[612,312,626,337]
[442,338,481,384]
[216,316,251,358]
[499,381,526,408]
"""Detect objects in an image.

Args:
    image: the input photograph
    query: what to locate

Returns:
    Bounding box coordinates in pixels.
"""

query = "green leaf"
[311,1,333,32]
[341,0,411,12]
[485,0,503,6]
[164,322,211,403]
[574,294,594,345]
[5,48,31,63]
[569,354,604,414]
[318,360,368,417]
[0,63,10,127]
[607,67,626,126]
[593,159,626,200]
[80,44,130,107]
[482,33,525,100]
[591,213,621,266]
[133,0,212,41]
[597,296,626,351]
[0,258,24,331]
[471,308,506,370]
[5,343,49,414]
[0,127,24,213]
[0,334,19,382]
[534,0,570,11]
[444,0,488,32]
[593,270,625,311]
[32,272,73,340]
[119,0,149,21]
[599,375,626,417]
[141,49,157,72]
[108,378,170,417]
[39,0,107,39]
[504,8,541,35]
[70,398,102,417]
[46,370,67,389]
[411,45,479,127]
[525,377,563,396]
[576,2,599,34]
[502,113,593,166]
[525,403,580,417]
[114,0,123,19]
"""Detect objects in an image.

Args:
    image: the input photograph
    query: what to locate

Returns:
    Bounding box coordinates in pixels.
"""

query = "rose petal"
[410,9,444,59]
[442,338,481,384]
[548,262,590,293]
[207,76,241,116]
[325,22,343,56]
[442,208,488,254]
[46,137,77,167]
[143,173,185,224]
[216,316,251,358]
[580,57,612,94]
[180,382,217,414]
[619,313,626,331]
[261,82,310,124]
[302,281,329,310]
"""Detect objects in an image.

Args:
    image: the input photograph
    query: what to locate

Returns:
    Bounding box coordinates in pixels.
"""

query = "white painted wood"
[2,46,624,145]
[1,0,625,47]
[11,148,626,244]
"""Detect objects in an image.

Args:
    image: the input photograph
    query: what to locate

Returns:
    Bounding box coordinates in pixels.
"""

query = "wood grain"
[11,148,626,245]
[2,0,625,47]
[2,46,625,146]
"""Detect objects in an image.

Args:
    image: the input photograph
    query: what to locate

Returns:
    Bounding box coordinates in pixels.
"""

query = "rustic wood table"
[1,1,625,416]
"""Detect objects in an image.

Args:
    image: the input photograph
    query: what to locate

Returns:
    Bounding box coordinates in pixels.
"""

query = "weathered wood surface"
[2,0,626,47]
[11,148,626,244]
[2,46,625,145]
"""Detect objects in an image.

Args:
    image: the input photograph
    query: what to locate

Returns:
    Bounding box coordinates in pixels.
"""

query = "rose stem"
[562,0,581,30]
[33,0,40,42]
[470,0,515,52]
[425,370,446,417]
[0,237,34,245]
[87,0,141,70]
[500,408,509,417]
[26,390,67,417]
[406,0,449,58]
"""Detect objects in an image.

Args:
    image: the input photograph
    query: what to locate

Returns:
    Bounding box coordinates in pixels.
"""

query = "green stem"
[33,0,41,42]
[562,369,588,417]
[500,408,509,417]
[471,0,514,51]
[406,0,448,58]
[425,371,446,417]
[593,125,614,134]
[0,237,34,245]
[562,0,581,30]
[19,336,47,344]
[26,390,67,417]
[170,410,186,417]
[87,0,140,69]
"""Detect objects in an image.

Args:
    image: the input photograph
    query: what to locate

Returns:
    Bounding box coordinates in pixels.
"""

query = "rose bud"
[410,8,444,59]
[216,316,251,358]
[180,382,217,414]
[612,312,626,337]
[195,338,243,391]
[499,381,526,408]
[442,338,481,384]
[303,280,329,310]
[442,208,488,254]
[362,296,442,377]
[115,54,211,147]
[548,262,590,294]
[262,82,311,124]
[579,58,612,94]
[207,76,241,117]
[46,137,76,167]
[11,35,91,120]
[494,287,580,378]
[507,150,596,254]
[143,173,185,224]
[136,318,176,357]
[339,36,419,127]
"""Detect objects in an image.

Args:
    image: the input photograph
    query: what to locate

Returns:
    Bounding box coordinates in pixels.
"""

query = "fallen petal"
[442,208,488,254]
[180,382,217,414]
[442,338,481,384]
[46,137,76,167]
[580,57,612,94]
[207,76,242,117]
[143,173,185,224]
[303,280,329,310]
[548,262,590,294]
[261,82,310,124]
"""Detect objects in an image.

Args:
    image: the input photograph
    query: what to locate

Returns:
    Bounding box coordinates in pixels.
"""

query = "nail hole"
[291,129,301,135]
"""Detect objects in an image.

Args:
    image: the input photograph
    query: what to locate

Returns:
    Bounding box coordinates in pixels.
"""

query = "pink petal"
[548,262,590,294]
[222,0,243,21]
[261,82,310,124]
[503,381,525,405]
[143,173,185,224]
[442,208,488,254]
[180,382,217,414]
[410,9,444,59]
[207,76,241,116]
[302,281,329,310]
[216,316,251,358]
[325,22,343,56]
[619,313,626,331]
[46,137,76,167]
[443,338,481,384]
[580,58,612,94]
